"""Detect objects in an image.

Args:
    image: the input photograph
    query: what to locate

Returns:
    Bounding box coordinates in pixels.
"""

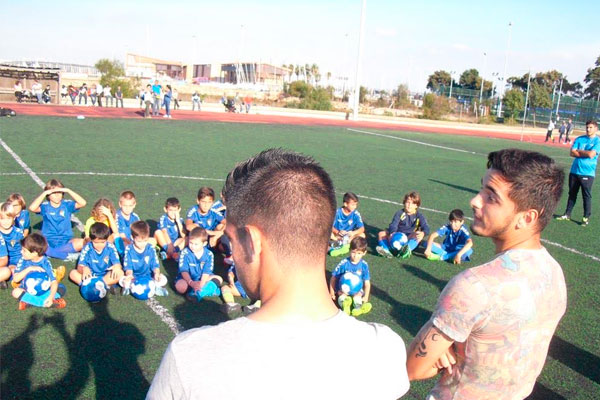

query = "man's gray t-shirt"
[147,311,409,399]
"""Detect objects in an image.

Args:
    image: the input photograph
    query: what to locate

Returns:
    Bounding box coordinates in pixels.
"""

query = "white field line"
[0,171,225,182]
[353,192,600,263]
[0,138,181,335]
[347,128,484,155]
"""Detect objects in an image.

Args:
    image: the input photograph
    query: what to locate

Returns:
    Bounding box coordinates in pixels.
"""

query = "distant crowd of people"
[13,80,124,107]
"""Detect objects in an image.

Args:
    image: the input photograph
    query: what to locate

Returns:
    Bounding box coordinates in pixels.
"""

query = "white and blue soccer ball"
[339,272,363,296]
[390,232,408,251]
[24,271,52,296]
[130,276,156,300]
[80,276,108,303]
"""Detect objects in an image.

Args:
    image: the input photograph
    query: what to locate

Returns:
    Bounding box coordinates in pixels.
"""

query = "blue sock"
[407,239,419,251]
[162,244,169,252]
[378,240,390,250]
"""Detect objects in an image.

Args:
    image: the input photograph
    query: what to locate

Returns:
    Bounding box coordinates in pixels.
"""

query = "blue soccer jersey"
[186,205,224,230]
[228,264,248,298]
[79,241,121,276]
[123,243,159,278]
[177,247,214,282]
[332,207,364,232]
[1,227,24,265]
[570,135,600,177]
[388,210,430,236]
[116,210,140,240]
[436,224,471,252]
[15,210,31,232]
[38,199,79,247]
[158,214,185,242]
[211,200,227,217]
[0,235,8,258]
[332,258,370,289]
[15,256,55,280]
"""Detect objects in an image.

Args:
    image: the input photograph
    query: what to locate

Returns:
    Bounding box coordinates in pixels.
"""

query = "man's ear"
[241,225,263,264]
[516,209,539,230]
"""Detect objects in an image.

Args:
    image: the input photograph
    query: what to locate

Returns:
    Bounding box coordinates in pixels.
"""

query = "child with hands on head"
[29,179,86,261]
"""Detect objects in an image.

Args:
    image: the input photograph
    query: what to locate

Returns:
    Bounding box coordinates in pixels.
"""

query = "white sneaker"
[65,252,80,262]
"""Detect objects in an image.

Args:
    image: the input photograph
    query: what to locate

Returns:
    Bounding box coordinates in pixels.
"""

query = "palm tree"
[311,64,319,86]
[295,65,301,81]
[305,63,311,83]
[287,64,294,82]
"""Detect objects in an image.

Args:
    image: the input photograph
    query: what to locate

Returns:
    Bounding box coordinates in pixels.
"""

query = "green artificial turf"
[1,116,598,399]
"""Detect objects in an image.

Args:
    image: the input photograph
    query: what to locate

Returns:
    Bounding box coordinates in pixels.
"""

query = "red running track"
[1,102,567,147]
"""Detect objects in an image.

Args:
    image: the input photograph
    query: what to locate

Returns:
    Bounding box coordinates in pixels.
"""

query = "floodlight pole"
[497,22,513,119]
[521,69,532,141]
[555,77,564,119]
[352,0,367,121]
[479,52,487,104]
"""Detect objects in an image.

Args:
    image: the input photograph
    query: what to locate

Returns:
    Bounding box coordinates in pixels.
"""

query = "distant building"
[125,53,184,80]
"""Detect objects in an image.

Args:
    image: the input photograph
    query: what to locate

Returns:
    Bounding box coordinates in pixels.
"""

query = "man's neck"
[493,231,542,254]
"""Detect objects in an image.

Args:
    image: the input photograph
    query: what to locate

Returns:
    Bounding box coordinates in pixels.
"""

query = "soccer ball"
[24,271,52,296]
[339,272,363,295]
[130,276,156,300]
[390,232,408,251]
[80,276,108,303]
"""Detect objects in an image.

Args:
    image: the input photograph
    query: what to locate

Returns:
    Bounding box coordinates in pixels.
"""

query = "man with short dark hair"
[148,149,410,400]
[406,148,567,400]
[556,120,600,226]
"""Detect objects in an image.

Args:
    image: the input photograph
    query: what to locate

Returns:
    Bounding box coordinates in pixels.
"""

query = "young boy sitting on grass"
[69,222,124,297]
[329,236,372,316]
[116,190,140,250]
[6,193,30,236]
[12,233,66,310]
[0,202,25,282]
[155,197,186,261]
[423,209,474,264]
[29,179,87,261]
[376,191,430,259]
[175,227,222,301]
[185,187,232,264]
[120,221,168,298]
[329,192,365,257]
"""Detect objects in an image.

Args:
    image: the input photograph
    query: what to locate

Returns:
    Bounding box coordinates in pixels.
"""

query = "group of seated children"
[0,180,252,313]
[1,180,473,317]
[328,191,474,316]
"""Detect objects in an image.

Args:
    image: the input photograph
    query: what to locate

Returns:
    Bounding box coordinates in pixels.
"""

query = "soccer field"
[1,115,599,399]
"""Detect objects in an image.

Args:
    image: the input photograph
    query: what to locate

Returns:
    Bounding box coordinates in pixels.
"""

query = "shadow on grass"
[428,179,479,195]
[403,265,448,293]
[526,382,567,399]
[370,283,431,337]
[26,298,149,400]
[547,335,600,385]
[0,314,38,397]
[363,223,383,253]
[173,296,229,331]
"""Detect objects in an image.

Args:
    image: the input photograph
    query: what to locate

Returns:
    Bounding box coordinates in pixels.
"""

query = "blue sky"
[2,0,598,91]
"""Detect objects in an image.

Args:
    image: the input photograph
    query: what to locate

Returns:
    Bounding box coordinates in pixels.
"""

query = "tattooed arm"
[406,320,455,381]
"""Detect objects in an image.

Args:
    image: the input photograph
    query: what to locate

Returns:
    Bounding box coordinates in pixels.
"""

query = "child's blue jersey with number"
[186,205,224,230]
[123,243,159,278]
[116,210,140,240]
[79,241,121,276]
[15,210,31,231]
[0,235,7,258]
[158,214,184,242]
[38,200,79,246]
[437,224,471,252]
[331,258,370,281]
[333,207,364,232]
[388,210,430,235]
[177,247,214,281]
[1,227,24,264]
[15,256,55,279]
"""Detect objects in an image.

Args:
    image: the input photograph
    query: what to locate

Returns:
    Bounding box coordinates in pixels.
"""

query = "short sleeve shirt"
[331,257,370,281]
[429,248,567,400]
[186,206,224,231]
[332,208,364,232]
[123,243,160,278]
[15,257,55,280]
[436,224,471,251]
[158,214,184,242]
[1,227,24,264]
[0,235,8,258]
[79,242,121,276]
[15,210,31,231]
[570,135,600,177]
[38,200,79,245]
[177,247,214,281]
[117,210,140,240]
